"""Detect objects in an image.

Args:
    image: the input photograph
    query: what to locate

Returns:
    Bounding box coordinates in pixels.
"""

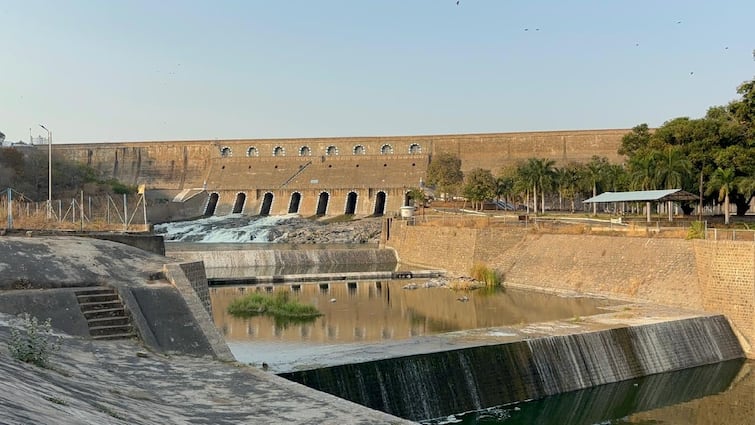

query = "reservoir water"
[209,279,753,424]
[211,279,616,368]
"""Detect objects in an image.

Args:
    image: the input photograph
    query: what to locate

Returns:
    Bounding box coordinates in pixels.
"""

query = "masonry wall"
[386,221,755,357]
[694,240,755,355]
[52,129,626,217]
[178,261,212,316]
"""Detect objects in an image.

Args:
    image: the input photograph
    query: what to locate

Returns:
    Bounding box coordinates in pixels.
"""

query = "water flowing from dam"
[280,316,743,422]
[154,214,296,243]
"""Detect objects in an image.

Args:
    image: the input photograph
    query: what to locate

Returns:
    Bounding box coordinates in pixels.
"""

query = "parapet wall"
[386,221,755,357]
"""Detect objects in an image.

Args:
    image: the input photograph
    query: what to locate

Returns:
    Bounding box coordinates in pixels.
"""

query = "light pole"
[39,124,52,219]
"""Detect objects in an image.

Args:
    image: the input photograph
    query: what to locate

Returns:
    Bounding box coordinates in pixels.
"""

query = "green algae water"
[423,359,752,425]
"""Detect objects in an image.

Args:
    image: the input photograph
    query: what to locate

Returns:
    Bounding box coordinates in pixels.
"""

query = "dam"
[50,128,628,221]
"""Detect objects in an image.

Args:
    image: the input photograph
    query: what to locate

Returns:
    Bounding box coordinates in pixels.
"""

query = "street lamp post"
[39,124,52,219]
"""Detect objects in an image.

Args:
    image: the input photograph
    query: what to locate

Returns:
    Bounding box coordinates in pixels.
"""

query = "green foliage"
[8,313,61,368]
[406,187,427,206]
[426,152,463,197]
[686,221,706,240]
[462,168,496,210]
[228,291,322,327]
[107,179,137,195]
[618,123,652,156]
[621,76,755,216]
[470,263,503,287]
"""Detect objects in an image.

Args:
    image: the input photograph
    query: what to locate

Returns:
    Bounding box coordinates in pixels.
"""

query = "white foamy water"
[154,214,297,243]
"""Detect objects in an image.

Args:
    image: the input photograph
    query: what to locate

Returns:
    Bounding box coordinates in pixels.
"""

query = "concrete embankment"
[0,236,413,424]
[385,220,755,358]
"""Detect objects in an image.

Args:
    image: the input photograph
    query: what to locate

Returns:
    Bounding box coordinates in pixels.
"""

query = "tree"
[406,187,426,207]
[707,167,737,225]
[554,163,583,212]
[494,175,515,209]
[581,156,611,215]
[628,151,657,190]
[516,158,556,214]
[618,123,652,156]
[462,168,496,211]
[654,146,693,190]
[426,152,463,199]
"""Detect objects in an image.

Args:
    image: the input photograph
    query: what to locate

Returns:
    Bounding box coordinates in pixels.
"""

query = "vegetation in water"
[470,263,504,287]
[227,291,322,327]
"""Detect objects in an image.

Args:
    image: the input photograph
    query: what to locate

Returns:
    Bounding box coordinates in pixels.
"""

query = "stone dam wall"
[386,221,755,357]
[50,129,627,218]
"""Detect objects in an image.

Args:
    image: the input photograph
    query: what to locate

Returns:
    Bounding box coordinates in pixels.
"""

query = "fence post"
[6,188,12,230]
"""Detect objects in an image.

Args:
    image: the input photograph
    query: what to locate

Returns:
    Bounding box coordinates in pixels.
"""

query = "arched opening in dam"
[232,192,246,214]
[373,191,386,216]
[260,192,273,216]
[288,192,301,214]
[204,193,219,216]
[345,192,357,215]
[316,192,329,216]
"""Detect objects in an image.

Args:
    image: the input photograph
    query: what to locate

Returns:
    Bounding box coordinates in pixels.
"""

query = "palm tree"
[628,151,657,190]
[654,146,692,190]
[582,156,610,215]
[521,158,556,214]
[707,167,737,225]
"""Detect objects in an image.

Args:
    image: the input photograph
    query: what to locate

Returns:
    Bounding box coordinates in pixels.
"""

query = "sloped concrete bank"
[0,236,412,424]
[386,221,755,358]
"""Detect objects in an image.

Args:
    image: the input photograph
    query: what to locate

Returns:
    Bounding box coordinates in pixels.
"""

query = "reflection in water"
[427,360,753,425]
[211,280,615,344]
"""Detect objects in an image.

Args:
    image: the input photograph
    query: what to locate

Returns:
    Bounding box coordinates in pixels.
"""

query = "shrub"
[470,263,504,287]
[686,221,706,240]
[8,313,61,368]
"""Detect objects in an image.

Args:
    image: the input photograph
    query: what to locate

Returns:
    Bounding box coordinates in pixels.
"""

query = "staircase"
[279,161,313,188]
[76,287,136,340]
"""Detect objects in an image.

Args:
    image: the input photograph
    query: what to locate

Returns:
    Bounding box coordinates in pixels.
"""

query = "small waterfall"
[280,315,744,422]
[458,353,483,411]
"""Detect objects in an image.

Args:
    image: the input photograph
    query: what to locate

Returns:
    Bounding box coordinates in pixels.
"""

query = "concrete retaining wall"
[386,221,755,357]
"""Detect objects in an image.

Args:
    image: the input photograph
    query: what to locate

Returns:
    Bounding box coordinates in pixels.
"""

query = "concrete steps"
[75,287,136,340]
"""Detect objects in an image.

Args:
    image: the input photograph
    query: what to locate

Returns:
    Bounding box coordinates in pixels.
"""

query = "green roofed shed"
[583,189,697,222]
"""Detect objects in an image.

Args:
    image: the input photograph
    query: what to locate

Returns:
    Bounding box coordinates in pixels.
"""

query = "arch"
[232,192,246,214]
[220,146,232,157]
[316,192,330,216]
[373,191,386,216]
[260,192,273,216]
[404,191,412,207]
[246,146,259,157]
[288,192,301,214]
[344,191,357,215]
[273,146,285,157]
[409,143,421,154]
[299,146,312,156]
[326,145,339,156]
[380,144,393,155]
[353,144,366,155]
[205,192,219,216]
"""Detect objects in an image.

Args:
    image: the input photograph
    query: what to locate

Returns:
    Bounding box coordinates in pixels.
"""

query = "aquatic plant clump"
[469,263,504,287]
[228,291,322,321]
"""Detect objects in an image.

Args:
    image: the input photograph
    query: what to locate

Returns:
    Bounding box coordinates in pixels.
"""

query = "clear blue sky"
[2,0,754,143]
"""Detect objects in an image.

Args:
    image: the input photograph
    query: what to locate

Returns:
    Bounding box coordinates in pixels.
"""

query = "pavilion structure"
[583,189,698,222]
